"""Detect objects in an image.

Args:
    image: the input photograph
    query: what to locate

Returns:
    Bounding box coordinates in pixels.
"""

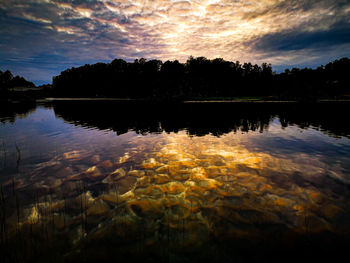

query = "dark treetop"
[51,57,350,101]
[1,56,350,101]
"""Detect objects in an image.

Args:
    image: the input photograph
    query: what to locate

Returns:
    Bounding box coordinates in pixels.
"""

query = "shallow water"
[1,101,350,262]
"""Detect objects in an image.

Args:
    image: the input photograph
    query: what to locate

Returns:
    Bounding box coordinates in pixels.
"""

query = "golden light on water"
[5,130,344,246]
[0,102,349,263]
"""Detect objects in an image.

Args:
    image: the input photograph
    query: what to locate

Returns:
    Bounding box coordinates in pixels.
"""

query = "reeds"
[0,184,6,245]
[15,142,21,172]
[1,139,6,169]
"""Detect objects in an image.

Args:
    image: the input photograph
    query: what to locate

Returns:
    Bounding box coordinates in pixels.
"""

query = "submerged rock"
[46,178,63,188]
[118,152,130,163]
[52,214,65,230]
[141,158,160,169]
[87,200,109,216]
[115,176,137,194]
[162,181,186,194]
[322,204,343,220]
[108,168,127,181]
[152,174,170,184]
[128,169,145,177]
[35,159,61,169]
[85,166,104,179]
[155,165,170,173]
[63,150,85,160]
[90,154,101,164]
[27,206,40,224]
[55,166,73,178]
[98,160,114,170]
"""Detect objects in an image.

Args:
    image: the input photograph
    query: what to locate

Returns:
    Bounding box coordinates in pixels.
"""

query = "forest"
[0,70,35,91]
[1,57,350,101]
[0,69,42,101]
[52,56,350,100]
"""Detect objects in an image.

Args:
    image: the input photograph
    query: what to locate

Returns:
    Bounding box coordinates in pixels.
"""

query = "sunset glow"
[1,0,350,83]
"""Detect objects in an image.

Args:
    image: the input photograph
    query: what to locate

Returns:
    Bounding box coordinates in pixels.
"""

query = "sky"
[1,0,350,85]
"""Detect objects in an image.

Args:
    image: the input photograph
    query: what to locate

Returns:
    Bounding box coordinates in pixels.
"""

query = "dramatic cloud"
[1,0,350,84]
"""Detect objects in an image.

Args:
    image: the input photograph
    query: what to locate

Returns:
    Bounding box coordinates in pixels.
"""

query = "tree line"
[2,57,350,101]
[52,57,274,99]
[0,70,53,101]
[0,70,35,96]
[52,56,350,100]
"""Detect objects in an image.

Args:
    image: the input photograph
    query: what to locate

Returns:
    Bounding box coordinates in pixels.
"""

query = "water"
[1,101,350,262]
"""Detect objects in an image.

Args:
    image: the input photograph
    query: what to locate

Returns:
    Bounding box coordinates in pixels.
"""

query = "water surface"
[1,101,350,262]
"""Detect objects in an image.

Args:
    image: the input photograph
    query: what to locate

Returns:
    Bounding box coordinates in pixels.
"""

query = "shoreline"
[42,98,350,103]
[2,97,350,104]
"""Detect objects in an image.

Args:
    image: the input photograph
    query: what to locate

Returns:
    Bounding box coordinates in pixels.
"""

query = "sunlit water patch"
[1,102,350,262]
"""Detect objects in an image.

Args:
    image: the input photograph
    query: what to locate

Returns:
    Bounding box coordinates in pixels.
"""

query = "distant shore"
[37,97,350,103]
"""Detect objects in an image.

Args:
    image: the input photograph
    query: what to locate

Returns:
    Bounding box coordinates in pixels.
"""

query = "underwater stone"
[63,150,85,160]
[119,190,135,202]
[101,192,118,204]
[322,204,343,220]
[308,191,324,205]
[52,214,65,230]
[135,176,151,187]
[141,158,159,169]
[110,168,126,180]
[173,173,191,181]
[87,200,109,216]
[27,206,40,224]
[90,154,101,164]
[128,169,145,177]
[118,152,130,163]
[85,166,104,179]
[98,160,114,170]
[197,178,222,190]
[116,176,137,194]
[216,174,236,182]
[152,174,170,184]
[146,187,164,198]
[155,165,169,173]
[50,178,63,188]
[55,166,73,178]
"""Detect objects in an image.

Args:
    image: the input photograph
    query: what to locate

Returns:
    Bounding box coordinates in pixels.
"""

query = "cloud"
[253,24,350,53]
[1,0,350,83]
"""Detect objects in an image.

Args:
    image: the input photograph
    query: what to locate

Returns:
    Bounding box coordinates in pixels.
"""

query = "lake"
[1,100,350,262]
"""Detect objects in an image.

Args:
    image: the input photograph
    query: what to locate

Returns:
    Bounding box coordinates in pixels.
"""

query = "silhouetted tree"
[51,57,350,101]
[0,70,35,100]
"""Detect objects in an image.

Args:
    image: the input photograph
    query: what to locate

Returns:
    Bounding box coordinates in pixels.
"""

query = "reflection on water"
[1,101,350,262]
